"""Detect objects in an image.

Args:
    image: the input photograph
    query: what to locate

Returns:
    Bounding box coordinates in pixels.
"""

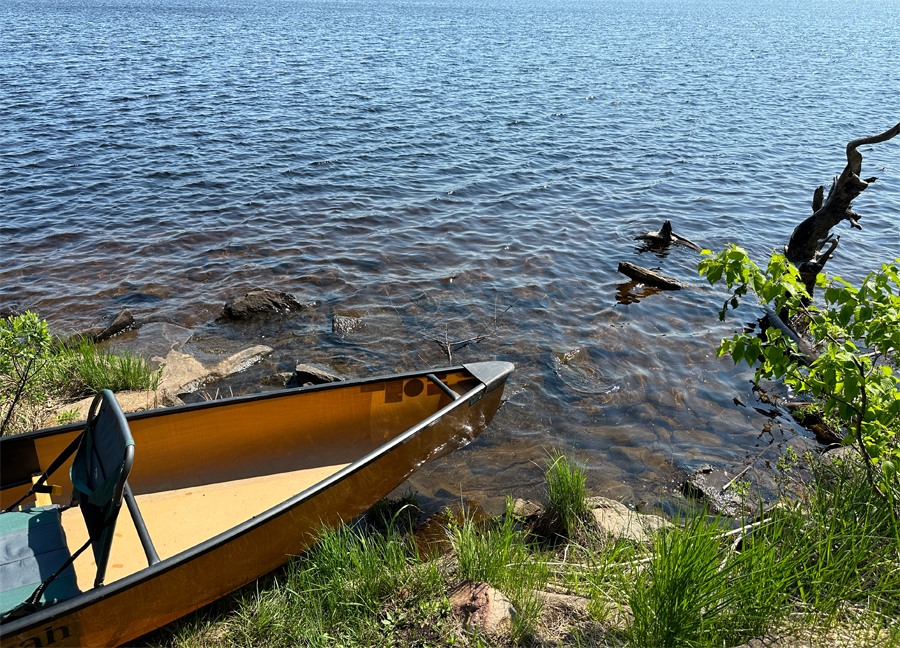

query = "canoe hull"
[0,362,511,647]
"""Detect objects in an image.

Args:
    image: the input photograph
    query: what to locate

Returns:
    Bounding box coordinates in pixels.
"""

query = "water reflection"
[615,280,662,304]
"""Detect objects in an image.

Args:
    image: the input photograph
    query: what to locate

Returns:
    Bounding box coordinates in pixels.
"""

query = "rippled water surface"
[3,0,899,513]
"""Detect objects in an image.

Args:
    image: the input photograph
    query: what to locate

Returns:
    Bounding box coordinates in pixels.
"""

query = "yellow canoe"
[0,361,513,647]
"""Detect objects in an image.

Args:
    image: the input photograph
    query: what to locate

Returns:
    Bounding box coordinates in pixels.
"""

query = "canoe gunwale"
[0,364,473,492]
[0,363,511,640]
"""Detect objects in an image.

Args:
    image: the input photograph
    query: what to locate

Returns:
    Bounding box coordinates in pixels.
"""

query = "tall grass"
[627,513,799,647]
[534,450,592,543]
[223,523,444,647]
[2,311,160,434]
[452,497,550,640]
[626,455,900,647]
[782,455,900,618]
[52,339,160,397]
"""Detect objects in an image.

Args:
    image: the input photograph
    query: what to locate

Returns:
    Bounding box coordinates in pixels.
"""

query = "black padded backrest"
[70,390,134,588]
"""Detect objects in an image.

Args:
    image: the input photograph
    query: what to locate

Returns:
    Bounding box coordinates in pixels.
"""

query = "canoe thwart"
[427,374,460,401]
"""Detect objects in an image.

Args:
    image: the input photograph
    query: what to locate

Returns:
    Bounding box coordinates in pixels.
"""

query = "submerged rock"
[0,304,23,320]
[260,372,295,387]
[332,314,366,335]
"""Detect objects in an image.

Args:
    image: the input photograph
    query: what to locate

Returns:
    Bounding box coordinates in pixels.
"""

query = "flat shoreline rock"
[588,495,672,543]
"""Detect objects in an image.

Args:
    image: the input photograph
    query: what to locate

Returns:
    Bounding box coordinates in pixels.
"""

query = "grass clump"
[51,338,160,398]
[627,514,795,647]
[451,497,550,641]
[365,491,422,534]
[1,311,158,435]
[782,455,899,618]
[533,450,592,544]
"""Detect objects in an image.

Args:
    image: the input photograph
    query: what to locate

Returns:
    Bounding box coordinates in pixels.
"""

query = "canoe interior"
[2,370,478,593]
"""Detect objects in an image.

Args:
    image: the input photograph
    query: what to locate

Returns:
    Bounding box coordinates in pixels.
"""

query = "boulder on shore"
[448,580,516,637]
[156,345,273,395]
[588,496,672,543]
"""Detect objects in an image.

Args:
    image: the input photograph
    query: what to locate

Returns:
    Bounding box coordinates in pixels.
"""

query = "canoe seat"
[0,507,80,619]
[70,389,136,589]
[0,390,137,620]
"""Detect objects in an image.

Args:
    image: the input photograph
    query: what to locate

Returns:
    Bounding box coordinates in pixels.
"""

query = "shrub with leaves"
[1,312,53,434]
[699,248,900,496]
[1,311,160,435]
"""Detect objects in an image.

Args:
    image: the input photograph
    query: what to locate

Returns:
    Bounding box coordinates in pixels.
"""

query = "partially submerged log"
[636,220,703,252]
[784,121,900,294]
[617,261,683,290]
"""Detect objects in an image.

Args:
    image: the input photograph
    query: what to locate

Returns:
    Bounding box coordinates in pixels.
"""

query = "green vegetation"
[146,449,898,648]
[626,454,899,647]
[365,490,422,533]
[699,250,900,497]
[157,522,450,648]
[539,450,591,541]
[451,497,550,641]
[0,311,159,435]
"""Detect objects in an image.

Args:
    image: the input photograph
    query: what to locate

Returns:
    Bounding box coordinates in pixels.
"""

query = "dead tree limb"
[617,262,683,290]
[784,121,900,294]
[636,220,703,252]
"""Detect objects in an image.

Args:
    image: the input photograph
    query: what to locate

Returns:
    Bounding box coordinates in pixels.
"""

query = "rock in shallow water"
[220,289,312,321]
[680,464,753,517]
[65,307,136,344]
[294,363,343,385]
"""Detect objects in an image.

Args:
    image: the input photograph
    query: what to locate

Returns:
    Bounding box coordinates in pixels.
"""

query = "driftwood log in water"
[636,220,703,252]
[617,261,683,290]
[784,121,900,294]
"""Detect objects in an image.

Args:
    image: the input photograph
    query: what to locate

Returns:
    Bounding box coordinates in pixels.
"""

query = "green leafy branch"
[699,248,900,499]
[0,312,53,435]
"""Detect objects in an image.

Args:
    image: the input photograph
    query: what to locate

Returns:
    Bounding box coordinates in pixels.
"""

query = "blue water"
[2,0,899,509]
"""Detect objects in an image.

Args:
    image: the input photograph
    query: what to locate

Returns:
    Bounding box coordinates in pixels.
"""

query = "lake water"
[2,0,899,514]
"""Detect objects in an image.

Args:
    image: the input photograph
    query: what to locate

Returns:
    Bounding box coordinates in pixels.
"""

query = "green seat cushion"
[0,508,80,618]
